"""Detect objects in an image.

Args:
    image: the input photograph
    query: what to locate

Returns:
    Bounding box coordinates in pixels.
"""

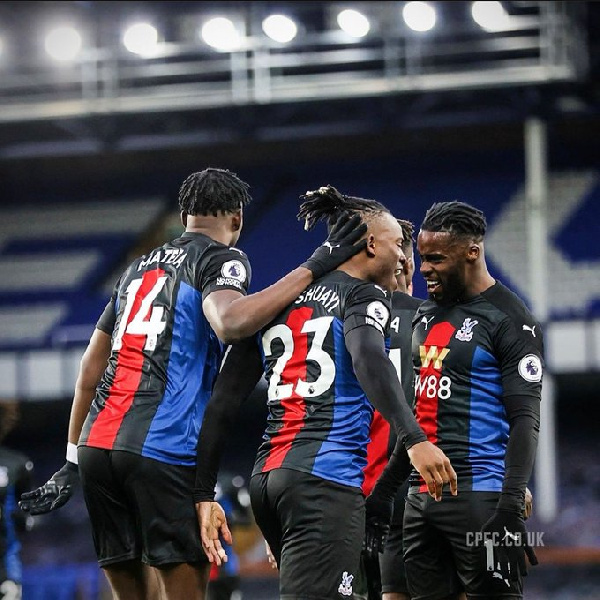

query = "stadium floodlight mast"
[123,22,159,57]
[262,14,298,43]
[44,25,82,61]
[471,1,511,32]
[201,17,242,51]
[337,9,371,38]
[402,1,437,32]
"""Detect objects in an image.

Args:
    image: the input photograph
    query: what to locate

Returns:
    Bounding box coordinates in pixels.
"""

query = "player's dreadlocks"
[178,168,252,217]
[397,218,415,252]
[421,201,487,241]
[297,184,389,232]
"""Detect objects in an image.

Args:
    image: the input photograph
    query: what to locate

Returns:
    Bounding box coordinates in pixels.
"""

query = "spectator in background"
[0,400,34,600]
[19,167,367,600]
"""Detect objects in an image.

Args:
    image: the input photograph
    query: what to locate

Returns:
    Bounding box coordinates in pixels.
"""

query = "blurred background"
[0,1,598,598]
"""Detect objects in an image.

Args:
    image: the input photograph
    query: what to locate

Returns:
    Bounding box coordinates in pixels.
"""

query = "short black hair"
[397,218,415,251]
[421,201,487,241]
[297,184,389,231]
[178,168,252,217]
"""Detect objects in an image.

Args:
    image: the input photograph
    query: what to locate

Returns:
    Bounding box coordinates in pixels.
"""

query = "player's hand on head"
[480,507,538,584]
[301,212,367,280]
[196,500,232,566]
[363,491,394,559]
[19,461,79,515]
[407,441,457,501]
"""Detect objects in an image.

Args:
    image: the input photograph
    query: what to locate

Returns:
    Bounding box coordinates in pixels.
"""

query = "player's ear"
[231,210,242,232]
[365,233,376,257]
[180,211,187,228]
[466,242,480,263]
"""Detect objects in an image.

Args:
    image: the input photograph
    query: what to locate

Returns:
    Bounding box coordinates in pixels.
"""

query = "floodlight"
[403,2,436,32]
[471,1,511,32]
[45,26,82,61]
[124,23,159,57]
[201,17,241,51]
[337,9,370,38]
[262,14,298,43]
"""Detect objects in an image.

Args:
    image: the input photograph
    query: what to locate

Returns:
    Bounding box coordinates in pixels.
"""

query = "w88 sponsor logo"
[415,374,452,400]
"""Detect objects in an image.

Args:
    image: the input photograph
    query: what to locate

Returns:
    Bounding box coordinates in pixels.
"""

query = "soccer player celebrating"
[356,218,422,600]
[19,168,368,600]
[195,186,457,600]
[398,201,541,599]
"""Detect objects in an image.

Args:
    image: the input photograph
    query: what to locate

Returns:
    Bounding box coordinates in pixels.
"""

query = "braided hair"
[178,168,252,217]
[297,184,389,232]
[397,218,415,252]
[421,201,487,242]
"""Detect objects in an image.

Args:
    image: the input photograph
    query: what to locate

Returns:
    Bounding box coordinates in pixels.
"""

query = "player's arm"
[480,395,540,573]
[498,395,540,514]
[68,328,112,446]
[481,315,543,573]
[346,325,457,501]
[20,327,112,515]
[194,336,264,564]
[194,336,264,502]
[203,213,367,343]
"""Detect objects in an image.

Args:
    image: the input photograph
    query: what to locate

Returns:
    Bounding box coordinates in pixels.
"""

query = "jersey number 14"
[113,276,168,352]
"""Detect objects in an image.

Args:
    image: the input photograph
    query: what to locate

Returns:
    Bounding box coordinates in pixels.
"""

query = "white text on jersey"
[294,285,340,312]
[137,248,188,271]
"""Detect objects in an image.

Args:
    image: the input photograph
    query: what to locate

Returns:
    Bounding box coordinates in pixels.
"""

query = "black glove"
[19,461,79,515]
[480,508,538,585]
[301,212,367,280]
[363,491,394,559]
[361,549,383,600]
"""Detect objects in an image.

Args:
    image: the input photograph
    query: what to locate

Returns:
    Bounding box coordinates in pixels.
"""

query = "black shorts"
[379,480,409,595]
[79,446,208,568]
[403,491,523,600]
[250,468,365,600]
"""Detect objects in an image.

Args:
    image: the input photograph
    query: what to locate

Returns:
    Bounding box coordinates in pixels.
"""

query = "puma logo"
[421,316,434,330]
[322,241,340,254]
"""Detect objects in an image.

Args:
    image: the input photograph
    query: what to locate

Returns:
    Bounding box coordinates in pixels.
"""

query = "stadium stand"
[0,198,166,353]
[1,155,598,599]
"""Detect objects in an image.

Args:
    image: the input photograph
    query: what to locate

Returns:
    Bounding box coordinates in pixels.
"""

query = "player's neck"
[464,265,495,299]
[336,262,362,281]
[185,215,236,246]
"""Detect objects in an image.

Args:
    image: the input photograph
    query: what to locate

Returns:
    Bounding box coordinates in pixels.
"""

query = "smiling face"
[417,230,471,305]
[365,212,407,292]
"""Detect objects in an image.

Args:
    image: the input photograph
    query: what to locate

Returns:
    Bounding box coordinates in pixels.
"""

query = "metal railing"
[0,1,586,124]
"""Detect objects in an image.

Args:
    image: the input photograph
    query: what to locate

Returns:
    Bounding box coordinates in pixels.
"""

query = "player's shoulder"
[177,233,249,262]
[347,276,391,305]
[481,281,538,326]
[414,297,437,318]
[319,271,389,300]
[392,291,424,312]
[481,281,544,352]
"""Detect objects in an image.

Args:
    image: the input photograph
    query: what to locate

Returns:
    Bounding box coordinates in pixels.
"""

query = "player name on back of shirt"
[294,284,340,312]
[137,247,188,271]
